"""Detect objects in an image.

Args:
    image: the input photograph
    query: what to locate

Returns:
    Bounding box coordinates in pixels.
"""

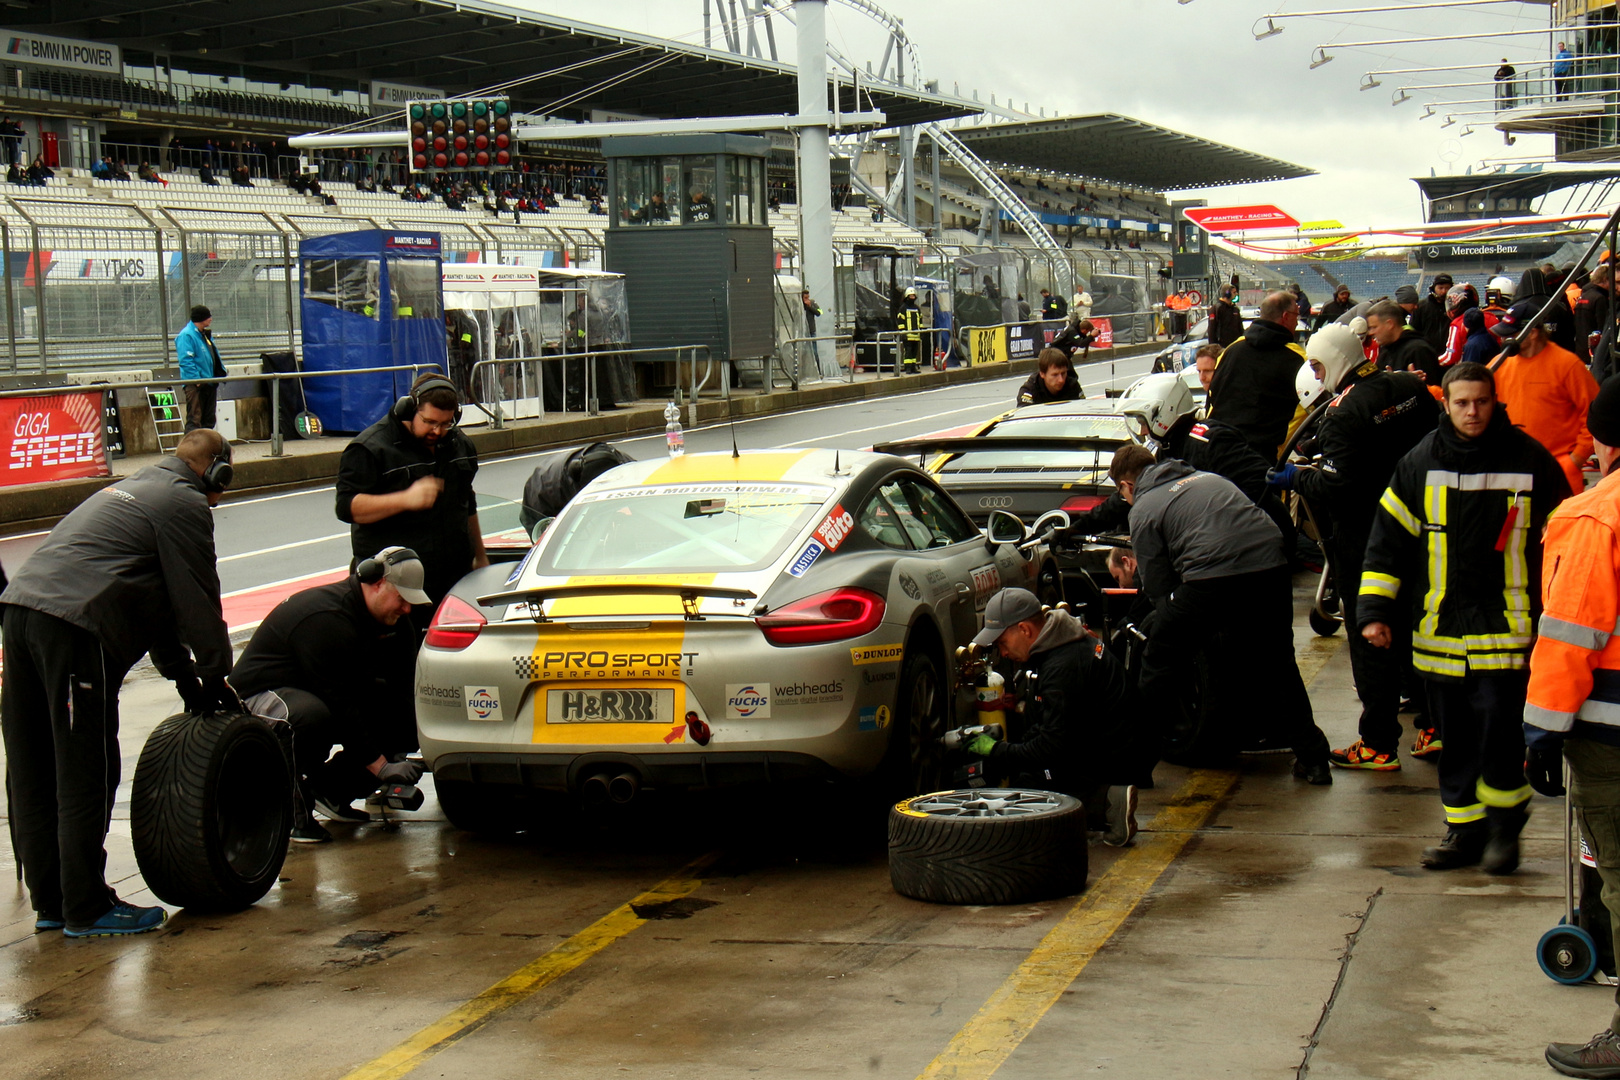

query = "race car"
[1151,315,1209,374]
[416,448,1053,830]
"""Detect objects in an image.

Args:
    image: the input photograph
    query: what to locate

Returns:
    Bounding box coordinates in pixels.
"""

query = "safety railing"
[774,335,852,390]
[467,344,714,428]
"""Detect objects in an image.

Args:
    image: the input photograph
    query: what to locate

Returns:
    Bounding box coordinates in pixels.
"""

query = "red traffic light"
[432,135,447,152]
[433,152,448,168]
[454,151,469,167]
[475,151,490,167]
[495,150,511,166]
[412,137,427,153]
[413,154,428,170]
[453,135,468,151]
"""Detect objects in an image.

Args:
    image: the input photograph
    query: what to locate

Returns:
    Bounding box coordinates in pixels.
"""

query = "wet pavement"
[0,604,1595,1080]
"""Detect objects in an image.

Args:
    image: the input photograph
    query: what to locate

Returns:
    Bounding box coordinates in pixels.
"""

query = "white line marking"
[217,531,350,563]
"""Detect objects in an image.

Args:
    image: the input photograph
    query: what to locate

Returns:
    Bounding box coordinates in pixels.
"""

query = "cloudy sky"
[513,0,1580,229]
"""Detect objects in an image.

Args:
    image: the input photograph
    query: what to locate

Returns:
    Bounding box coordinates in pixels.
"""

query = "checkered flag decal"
[513,656,539,679]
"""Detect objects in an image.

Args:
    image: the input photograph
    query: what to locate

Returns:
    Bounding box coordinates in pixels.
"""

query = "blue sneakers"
[34,915,64,932]
[63,902,168,938]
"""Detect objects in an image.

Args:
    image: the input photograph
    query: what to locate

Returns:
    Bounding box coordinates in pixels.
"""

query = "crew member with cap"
[1358,362,1570,872]
[231,547,429,840]
[1492,296,1600,495]
[1,429,236,937]
[968,587,1151,845]
[1395,284,1421,320]
[899,287,923,374]
[336,370,487,628]
[1268,324,1438,770]
[1530,376,1620,1078]
[1110,443,1334,781]
[1411,274,1455,352]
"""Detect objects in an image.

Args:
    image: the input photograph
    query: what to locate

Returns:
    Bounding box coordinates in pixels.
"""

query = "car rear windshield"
[535,482,834,574]
[937,414,1128,476]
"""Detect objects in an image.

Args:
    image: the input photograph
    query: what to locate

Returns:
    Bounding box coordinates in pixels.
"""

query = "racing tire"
[435,777,527,836]
[1159,649,1226,766]
[888,788,1087,905]
[1308,607,1342,637]
[888,647,948,797]
[131,711,292,911]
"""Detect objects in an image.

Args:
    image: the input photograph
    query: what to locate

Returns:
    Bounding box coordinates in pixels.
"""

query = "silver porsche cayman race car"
[416,448,1052,830]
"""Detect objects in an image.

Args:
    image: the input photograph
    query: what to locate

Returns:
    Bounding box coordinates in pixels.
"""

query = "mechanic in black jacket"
[1410,273,1454,353]
[336,372,486,626]
[1268,323,1439,770]
[1207,290,1307,461]
[233,548,429,841]
[968,587,1152,846]
[1014,347,1084,407]
[1367,298,1443,385]
[0,430,236,938]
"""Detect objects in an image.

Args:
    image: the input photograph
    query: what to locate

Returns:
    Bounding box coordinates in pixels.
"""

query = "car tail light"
[425,594,486,650]
[1061,495,1104,512]
[756,587,886,646]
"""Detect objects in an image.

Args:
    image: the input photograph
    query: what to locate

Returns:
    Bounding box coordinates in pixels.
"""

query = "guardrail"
[0,362,444,459]
[467,344,714,428]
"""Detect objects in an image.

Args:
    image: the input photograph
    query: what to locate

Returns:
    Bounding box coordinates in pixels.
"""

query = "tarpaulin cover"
[299,229,447,433]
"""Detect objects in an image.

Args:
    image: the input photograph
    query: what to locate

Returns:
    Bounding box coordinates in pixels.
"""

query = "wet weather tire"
[885,646,947,798]
[131,711,292,911]
[888,789,1088,905]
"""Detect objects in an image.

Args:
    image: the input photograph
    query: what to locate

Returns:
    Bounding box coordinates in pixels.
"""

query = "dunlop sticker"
[850,643,904,666]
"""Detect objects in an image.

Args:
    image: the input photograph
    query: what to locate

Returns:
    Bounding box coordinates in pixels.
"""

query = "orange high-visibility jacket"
[1494,341,1600,494]
[1525,468,1620,742]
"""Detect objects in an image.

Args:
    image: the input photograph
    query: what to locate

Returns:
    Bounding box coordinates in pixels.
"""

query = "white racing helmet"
[1120,371,1196,439]
[1295,360,1326,410]
[1489,274,1515,300]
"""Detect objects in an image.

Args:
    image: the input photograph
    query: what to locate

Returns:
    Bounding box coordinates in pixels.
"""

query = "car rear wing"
[476,583,759,622]
[872,436,1131,463]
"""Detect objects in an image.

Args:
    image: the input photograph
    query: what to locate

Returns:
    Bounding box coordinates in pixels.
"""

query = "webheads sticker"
[725,683,771,719]
[464,686,503,723]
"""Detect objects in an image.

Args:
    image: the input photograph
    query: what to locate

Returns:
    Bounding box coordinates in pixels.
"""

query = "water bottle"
[664,401,685,458]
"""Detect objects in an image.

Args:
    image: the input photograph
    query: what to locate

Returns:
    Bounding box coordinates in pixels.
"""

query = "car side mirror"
[1031,508,1071,538]
[985,510,1028,548]
[529,516,554,544]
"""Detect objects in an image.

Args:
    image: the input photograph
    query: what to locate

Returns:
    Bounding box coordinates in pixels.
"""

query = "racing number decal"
[815,504,855,551]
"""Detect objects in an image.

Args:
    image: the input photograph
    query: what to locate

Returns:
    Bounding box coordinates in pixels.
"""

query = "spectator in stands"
[167,137,181,171]
[1555,42,1575,100]
[199,162,219,186]
[1314,284,1353,331]
[4,162,20,186]
[443,185,466,211]
[1411,274,1454,352]
[0,117,16,165]
[90,157,110,180]
[1495,59,1518,109]
[588,197,604,215]
[231,165,253,188]
[138,162,167,188]
[26,156,51,187]
[176,305,227,432]
[111,160,130,181]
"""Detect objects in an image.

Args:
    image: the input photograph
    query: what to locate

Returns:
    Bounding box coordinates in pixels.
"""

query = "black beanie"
[1590,374,1620,448]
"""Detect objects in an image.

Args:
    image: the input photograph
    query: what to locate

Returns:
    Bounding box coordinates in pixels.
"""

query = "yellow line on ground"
[913,769,1239,1080]
[915,634,1344,1080]
[338,853,718,1080]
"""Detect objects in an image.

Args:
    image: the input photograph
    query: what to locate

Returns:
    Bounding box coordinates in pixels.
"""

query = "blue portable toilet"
[299,229,447,433]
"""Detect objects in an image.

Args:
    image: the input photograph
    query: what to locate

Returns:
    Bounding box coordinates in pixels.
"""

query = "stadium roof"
[13,0,978,130]
[951,115,1316,191]
[1412,166,1620,207]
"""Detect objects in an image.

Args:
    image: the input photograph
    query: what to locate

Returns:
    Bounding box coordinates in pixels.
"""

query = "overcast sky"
[511,0,1581,229]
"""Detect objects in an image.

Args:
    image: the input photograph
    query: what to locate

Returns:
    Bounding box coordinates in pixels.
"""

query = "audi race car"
[416,448,1054,829]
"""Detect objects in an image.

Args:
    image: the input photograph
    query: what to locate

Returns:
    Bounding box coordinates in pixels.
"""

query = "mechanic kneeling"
[230,547,430,843]
[969,587,1154,846]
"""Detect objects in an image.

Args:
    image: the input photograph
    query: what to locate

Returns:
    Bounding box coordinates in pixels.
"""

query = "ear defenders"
[202,439,233,493]
[356,546,421,585]
[393,375,462,425]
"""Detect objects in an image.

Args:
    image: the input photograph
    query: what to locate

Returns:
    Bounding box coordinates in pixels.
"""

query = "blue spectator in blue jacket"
[1555,42,1575,99]
[176,305,226,431]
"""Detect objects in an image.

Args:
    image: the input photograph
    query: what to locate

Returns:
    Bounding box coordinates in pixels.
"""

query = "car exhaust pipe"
[607,771,640,805]
[580,771,611,806]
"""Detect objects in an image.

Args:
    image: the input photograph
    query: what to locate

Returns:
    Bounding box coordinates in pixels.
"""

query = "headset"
[392,374,462,425]
[202,438,234,493]
[357,546,421,585]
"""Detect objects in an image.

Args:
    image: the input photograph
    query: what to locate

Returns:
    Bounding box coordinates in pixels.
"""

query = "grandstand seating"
[1265,259,1420,306]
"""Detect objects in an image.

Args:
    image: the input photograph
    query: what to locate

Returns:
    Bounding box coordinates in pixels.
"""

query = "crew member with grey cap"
[231,546,429,841]
[968,587,1152,845]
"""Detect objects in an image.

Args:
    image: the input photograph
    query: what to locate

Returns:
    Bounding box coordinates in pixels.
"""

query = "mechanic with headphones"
[336,371,486,629]
[1,429,237,937]
[231,546,429,841]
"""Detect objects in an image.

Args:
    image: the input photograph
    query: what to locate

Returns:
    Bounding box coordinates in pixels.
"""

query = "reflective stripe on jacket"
[1525,468,1620,744]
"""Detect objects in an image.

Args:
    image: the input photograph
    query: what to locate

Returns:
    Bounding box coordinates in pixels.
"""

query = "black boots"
[1483,804,1530,876]
[1421,825,1487,869]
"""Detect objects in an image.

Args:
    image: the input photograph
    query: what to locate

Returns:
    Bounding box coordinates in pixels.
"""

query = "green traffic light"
[452,101,467,117]
[492,99,509,116]
[472,100,488,117]
[430,102,446,118]
[409,103,425,120]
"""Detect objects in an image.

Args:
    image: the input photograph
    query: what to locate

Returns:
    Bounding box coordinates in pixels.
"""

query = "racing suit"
[1292,367,1437,754]
[1524,467,1620,1023]
[1,459,230,928]
[1128,459,1331,767]
[1207,318,1307,462]
[983,607,1154,798]
[1358,409,1569,839]
[1493,340,1600,496]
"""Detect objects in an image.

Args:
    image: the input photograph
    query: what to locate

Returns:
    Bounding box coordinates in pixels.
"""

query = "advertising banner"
[0,390,110,485]
[968,327,1008,366]
[1092,317,1114,348]
[1183,204,1299,232]
[1007,319,1065,360]
[1,29,120,74]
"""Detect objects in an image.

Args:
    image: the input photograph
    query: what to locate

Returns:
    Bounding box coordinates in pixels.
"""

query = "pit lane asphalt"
[3,353,1591,1079]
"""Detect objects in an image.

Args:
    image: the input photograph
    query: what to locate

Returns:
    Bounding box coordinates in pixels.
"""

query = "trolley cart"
[1538,763,1617,984]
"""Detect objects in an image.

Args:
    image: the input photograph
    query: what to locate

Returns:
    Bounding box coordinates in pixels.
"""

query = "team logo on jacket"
[725,683,771,719]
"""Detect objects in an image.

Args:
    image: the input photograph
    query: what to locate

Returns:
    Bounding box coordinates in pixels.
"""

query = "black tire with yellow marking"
[888,788,1088,905]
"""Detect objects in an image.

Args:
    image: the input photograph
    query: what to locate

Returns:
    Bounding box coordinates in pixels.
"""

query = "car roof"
[996,398,1143,423]
[578,448,885,496]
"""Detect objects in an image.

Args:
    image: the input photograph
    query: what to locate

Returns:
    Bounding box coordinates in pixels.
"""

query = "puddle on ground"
[631,897,720,921]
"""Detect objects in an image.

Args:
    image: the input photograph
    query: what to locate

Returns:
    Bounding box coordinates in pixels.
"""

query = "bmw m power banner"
[1,30,120,74]
[0,391,110,485]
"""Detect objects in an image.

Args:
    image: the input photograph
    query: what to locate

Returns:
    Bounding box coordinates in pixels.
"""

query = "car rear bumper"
[432,750,843,792]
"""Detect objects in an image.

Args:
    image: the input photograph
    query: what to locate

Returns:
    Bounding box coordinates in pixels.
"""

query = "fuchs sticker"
[851,643,904,665]
[788,540,825,577]
[725,683,772,719]
[814,504,856,551]
[464,686,504,723]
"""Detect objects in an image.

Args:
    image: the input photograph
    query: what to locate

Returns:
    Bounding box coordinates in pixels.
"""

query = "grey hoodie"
[1126,458,1284,604]
[1030,605,1087,655]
